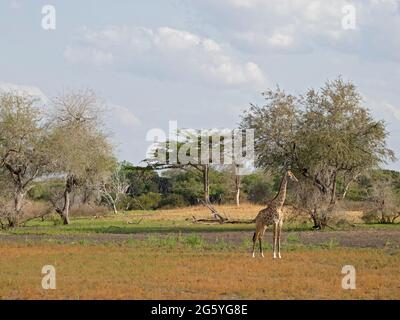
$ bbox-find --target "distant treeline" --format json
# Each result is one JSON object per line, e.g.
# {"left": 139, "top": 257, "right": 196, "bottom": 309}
{"left": 29, "top": 162, "right": 400, "bottom": 212}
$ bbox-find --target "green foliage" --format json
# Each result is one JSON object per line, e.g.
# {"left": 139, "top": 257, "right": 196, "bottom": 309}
{"left": 120, "top": 162, "right": 160, "bottom": 196}
{"left": 133, "top": 192, "right": 162, "bottom": 210}
{"left": 162, "top": 169, "right": 203, "bottom": 204}
{"left": 241, "top": 172, "right": 274, "bottom": 204}
{"left": 241, "top": 77, "right": 396, "bottom": 228}
{"left": 184, "top": 234, "right": 204, "bottom": 248}
{"left": 158, "top": 194, "right": 188, "bottom": 209}
{"left": 28, "top": 180, "right": 64, "bottom": 201}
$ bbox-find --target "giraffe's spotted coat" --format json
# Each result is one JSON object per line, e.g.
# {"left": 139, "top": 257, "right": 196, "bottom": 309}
{"left": 252, "top": 170, "right": 298, "bottom": 258}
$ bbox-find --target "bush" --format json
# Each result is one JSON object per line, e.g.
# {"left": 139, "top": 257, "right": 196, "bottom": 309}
{"left": 69, "top": 204, "right": 108, "bottom": 217}
{"left": 242, "top": 174, "right": 274, "bottom": 204}
{"left": 28, "top": 181, "right": 64, "bottom": 201}
{"left": 20, "top": 201, "right": 53, "bottom": 220}
{"left": 158, "top": 194, "right": 188, "bottom": 209}
{"left": 361, "top": 210, "right": 378, "bottom": 223}
{"left": 130, "top": 192, "right": 162, "bottom": 210}
{"left": 362, "top": 209, "right": 400, "bottom": 224}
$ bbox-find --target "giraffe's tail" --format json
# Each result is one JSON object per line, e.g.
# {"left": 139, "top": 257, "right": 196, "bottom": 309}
{"left": 252, "top": 232, "right": 256, "bottom": 242}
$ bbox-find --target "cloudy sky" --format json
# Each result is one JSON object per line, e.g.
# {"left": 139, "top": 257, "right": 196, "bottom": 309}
{"left": 1, "top": 0, "right": 399, "bottom": 170}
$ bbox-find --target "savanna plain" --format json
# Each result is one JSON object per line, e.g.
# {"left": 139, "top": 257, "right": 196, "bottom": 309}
{"left": 1, "top": 204, "right": 399, "bottom": 299}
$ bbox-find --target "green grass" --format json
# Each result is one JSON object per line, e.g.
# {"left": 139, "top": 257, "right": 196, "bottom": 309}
{"left": 2, "top": 211, "right": 399, "bottom": 238}
{"left": 355, "top": 222, "right": 400, "bottom": 229}
{"left": 6, "top": 217, "right": 314, "bottom": 236}
{"left": 0, "top": 231, "right": 346, "bottom": 252}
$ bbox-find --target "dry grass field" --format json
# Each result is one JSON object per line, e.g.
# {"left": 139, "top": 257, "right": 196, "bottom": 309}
{"left": 0, "top": 242, "right": 399, "bottom": 300}
{"left": 1, "top": 204, "right": 399, "bottom": 300}
{"left": 86, "top": 203, "right": 366, "bottom": 225}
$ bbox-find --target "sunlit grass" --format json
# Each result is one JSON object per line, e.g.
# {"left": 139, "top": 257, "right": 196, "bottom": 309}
{"left": 1, "top": 204, "right": 397, "bottom": 237}
{"left": 0, "top": 241, "right": 399, "bottom": 299}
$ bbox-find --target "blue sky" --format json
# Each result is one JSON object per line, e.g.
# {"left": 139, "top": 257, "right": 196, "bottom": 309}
{"left": 1, "top": 0, "right": 399, "bottom": 170}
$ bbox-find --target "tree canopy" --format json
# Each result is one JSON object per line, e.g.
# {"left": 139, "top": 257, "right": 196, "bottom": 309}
{"left": 241, "top": 77, "right": 395, "bottom": 227}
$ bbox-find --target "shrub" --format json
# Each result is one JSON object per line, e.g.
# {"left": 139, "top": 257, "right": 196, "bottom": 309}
{"left": 28, "top": 181, "right": 64, "bottom": 202}
{"left": 158, "top": 194, "right": 188, "bottom": 209}
{"left": 242, "top": 174, "right": 274, "bottom": 204}
{"left": 361, "top": 210, "right": 378, "bottom": 223}
{"left": 184, "top": 234, "right": 204, "bottom": 248}
{"left": 131, "top": 192, "right": 162, "bottom": 210}
{"left": 69, "top": 204, "right": 108, "bottom": 217}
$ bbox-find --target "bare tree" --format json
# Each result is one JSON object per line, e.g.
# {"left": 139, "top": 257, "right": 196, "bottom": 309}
{"left": 366, "top": 178, "right": 400, "bottom": 223}
{"left": 98, "top": 163, "right": 130, "bottom": 214}
{"left": 49, "top": 89, "right": 115, "bottom": 224}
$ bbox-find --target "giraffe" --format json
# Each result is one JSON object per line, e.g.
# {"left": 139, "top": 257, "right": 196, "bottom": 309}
{"left": 252, "top": 170, "right": 298, "bottom": 259}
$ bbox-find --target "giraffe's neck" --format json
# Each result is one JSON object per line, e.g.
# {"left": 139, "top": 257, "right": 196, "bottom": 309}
{"left": 272, "top": 173, "right": 288, "bottom": 208}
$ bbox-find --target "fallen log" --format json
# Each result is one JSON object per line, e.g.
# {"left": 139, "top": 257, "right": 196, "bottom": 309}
{"left": 188, "top": 216, "right": 255, "bottom": 224}
{"left": 198, "top": 199, "right": 228, "bottom": 223}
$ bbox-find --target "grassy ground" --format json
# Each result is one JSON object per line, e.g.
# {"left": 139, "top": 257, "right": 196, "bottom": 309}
{"left": 3, "top": 204, "right": 397, "bottom": 236}
{"left": 1, "top": 204, "right": 399, "bottom": 299}
{"left": 1, "top": 240, "right": 399, "bottom": 299}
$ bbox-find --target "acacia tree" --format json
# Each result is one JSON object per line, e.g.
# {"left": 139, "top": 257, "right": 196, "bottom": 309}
{"left": 146, "top": 130, "right": 216, "bottom": 203}
{"left": 49, "top": 90, "right": 115, "bottom": 224}
{"left": 0, "top": 92, "right": 53, "bottom": 227}
{"left": 241, "top": 77, "right": 395, "bottom": 228}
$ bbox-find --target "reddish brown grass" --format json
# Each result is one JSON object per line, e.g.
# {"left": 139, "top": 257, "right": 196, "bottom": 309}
{"left": 0, "top": 243, "right": 399, "bottom": 300}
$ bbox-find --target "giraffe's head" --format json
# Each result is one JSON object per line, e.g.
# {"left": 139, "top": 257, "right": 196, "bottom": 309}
{"left": 287, "top": 170, "right": 299, "bottom": 183}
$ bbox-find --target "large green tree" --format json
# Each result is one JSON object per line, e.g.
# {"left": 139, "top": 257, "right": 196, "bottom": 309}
{"left": 241, "top": 77, "right": 395, "bottom": 228}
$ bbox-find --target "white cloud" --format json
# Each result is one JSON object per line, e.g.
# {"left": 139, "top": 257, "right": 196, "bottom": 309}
{"left": 110, "top": 104, "right": 141, "bottom": 127}
{"left": 64, "top": 26, "right": 267, "bottom": 88}
{"left": 191, "top": 0, "right": 400, "bottom": 60}
{"left": 0, "top": 82, "right": 48, "bottom": 103}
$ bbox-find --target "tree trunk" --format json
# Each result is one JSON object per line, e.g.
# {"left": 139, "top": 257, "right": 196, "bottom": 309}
{"left": 235, "top": 175, "right": 241, "bottom": 207}
{"left": 342, "top": 181, "right": 351, "bottom": 200}
{"left": 58, "top": 175, "right": 76, "bottom": 225}
{"left": 203, "top": 164, "right": 210, "bottom": 203}
{"left": 9, "top": 190, "right": 25, "bottom": 227}
{"left": 329, "top": 172, "right": 337, "bottom": 206}
{"left": 8, "top": 216, "right": 18, "bottom": 228}
{"left": 311, "top": 207, "right": 321, "bottom": 229}
{"left": 61, "top": 188, "right": 71, "bottom": 225}
{"left": 310, "top": 207, "right": 329, "bottom": 229}
{"left": 112, "top": 202, "right": 118, "bottom": 214}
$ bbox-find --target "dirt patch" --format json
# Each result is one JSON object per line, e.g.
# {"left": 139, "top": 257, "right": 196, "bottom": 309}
{"left": 1, "top": 229, "right": 399, "bottom": 249}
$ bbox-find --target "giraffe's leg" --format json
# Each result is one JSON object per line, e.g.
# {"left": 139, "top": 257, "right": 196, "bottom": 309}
{"left": 252, "top": 226, "right": 261, "bottom": 258}
{"left": 277, "top": 220, "right": 283, "bottom": 259}
{"left": 273, "top": 222, "right": 278, "bottom": 259}
{"left": 260, "top": 225, "right": 267, "bottom": 257}
{"left": 259, "top": 237, "right": 264, "bottom": 258}
{"left": 252, "top": 232, "right": 257, "bottom": 258}
{"left": 252, "top": 222, "right": 266, "bottom": 258}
